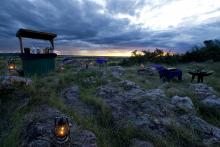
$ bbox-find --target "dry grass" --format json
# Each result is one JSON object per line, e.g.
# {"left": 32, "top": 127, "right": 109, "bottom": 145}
{"left": 1, "top": 56, "right": 220, "bottom": 147}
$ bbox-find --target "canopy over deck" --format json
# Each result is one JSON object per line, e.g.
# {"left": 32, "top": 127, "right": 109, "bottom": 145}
{"left": 16, "top": 28, "right": 57, "bottom": 53}
{"left": 16, "top": 29, "right": 58, "bottom": 75}
{"left": 16, "top": 29, "right": 57, "bottom": 40}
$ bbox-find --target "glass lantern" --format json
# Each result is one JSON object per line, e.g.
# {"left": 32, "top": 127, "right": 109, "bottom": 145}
{"left": 54, "top": 117, "right": 70, "bottom": 143}
{"left": 8, "top": 59, "right": 16, "bottom": 72}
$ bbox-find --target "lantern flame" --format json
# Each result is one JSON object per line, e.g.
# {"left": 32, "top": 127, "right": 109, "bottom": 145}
{"left": 8, "top": 64, "right": 16, "bottom": 70}
{"left": 56, "top": 125, "right": 66, "bottom": 137}
{"left": 54, "top": 117, "right": 70, "bottom": 143}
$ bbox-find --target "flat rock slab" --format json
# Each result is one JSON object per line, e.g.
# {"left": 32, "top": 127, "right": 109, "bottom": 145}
{"left": 96, "top": 81, "right": 220, "bottom": 146}
{"left": 190, "top": 83, "right": 216, "bottom": 100}
{"left": 21, "top": 105, "right": 97, "bottom": 147}
{"left": 0, "top": 76, "right": 32, "bottom": 86}
{"left": 130, "top": 138, "right": 154, "bottom": 147}
{"left": 96, "top": 82, "right": 175, "bottom": 138}
{"left": 201, "top": 96, "right": 220, "bottom": 111}
{"left": 171, "top": 95, "right": 195, "bottom": 114}
{"left": 179, "top": 115, "right": 220, "bottom": 146}
{"left": 62, "top": 86, "right": 96, "bottom": 117}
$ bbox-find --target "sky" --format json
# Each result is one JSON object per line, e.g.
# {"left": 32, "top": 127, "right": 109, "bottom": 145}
{"left": 0, "top": 0, "right": 220, "bottom": 56}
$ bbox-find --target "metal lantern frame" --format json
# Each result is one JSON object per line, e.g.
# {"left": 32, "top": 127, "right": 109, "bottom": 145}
{"left": 54, "top": 117, "right": 70, "bottom": 144}
{"left": 7, "top": 57, "right": 16, "bottom": 72}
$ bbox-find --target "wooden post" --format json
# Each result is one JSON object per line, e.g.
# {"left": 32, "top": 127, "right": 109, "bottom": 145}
{"left": 19, "top": 37, "right": 23, "bottom": 53}
{"left": 50, "top": 40, "right": 54, "bottom": 49}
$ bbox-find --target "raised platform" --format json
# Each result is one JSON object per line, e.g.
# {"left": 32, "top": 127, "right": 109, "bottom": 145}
{"left": 20, "top": 53, "right": 57, "bottom": 76}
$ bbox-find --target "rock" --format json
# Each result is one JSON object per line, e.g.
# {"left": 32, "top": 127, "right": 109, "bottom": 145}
{"left": 96, "top": 85, "right": 119, "bottom": 99}
{"left": 62, "top": 86, "right": 95, "bottom": 117}
{"left": 143, "top": 89, "right": 166, "bottom": 99}
{"left": 180, "top": 115, "right": 220, "bottom": 146}
{"left": 28, "top": 140, "right": 51, "bottom": 147}
{"left": 130, "top": 138, "right": 154, "bottom": 147}
{"left": 158, "top": 82, "right": 170, "bottom": 89}
{"left": 82, "top": 76, "right": 96, "bottom": 85}
{"left": 201, "top": 96, "right": 220, "bottom": 110}
{"left": 96, "top": 82, "right": 220, "bottom": 146}
{"left": 171, "top": 96, "right": 195, "bottom": 113}
{"left": 96, "top": 84, "right": 173, "bottom": 137}
{"left": 0, "top": 76, "right": 32, "bottom": 94}
{"left": 203, "top": 137, "right": 220, "bottom": 146}
{"left": 166, "top": 87, "right": 183, "bottom": 96}
{"left": 72, "top": 130, "right": 97, "bottom": 147}
{"left": 111, "top": 66, "right": 125, "bottom": 78}
{"left": 21, "top": 105, "right": 97, "bottom": 147}
{"left": 1, "top": 76, "right": 32, "bottom": 86}
{"left": 63, "top": 86, "right": 80, "bottom": 100}
{"left": 190, "top": 84, "right": 220, "bottom": 112}
{"left": 137, "top": 67, "right": 157, "bottom": 76}
{"left": 120, "top": 80, "right": 140, "bottom": 90}
{"left": 190, "top": 84, "right": 216, "bottom": 100}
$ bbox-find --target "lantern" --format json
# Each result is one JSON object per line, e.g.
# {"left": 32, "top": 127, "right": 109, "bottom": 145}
{"left": 140, "top": 64, "right": 144, "bottom": 69}
{"left": 54, "top": 117, "right": 70, "bottom": 143}
{"left": 8, "top": 59, "right": 16, "bottom": 71}
{"left": 59, "top": 65, "right": 64, "bottom": 72}
{"left": 60, "top": 66, "right": 64, "bottom": 71}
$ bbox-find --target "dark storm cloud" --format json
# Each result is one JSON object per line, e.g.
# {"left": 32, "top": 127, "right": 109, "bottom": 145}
{"left": 0, "top": 0, "right": 220, "bottom": 53}
{"left": 106, "top": 0, "right": 146, "bottom": 15}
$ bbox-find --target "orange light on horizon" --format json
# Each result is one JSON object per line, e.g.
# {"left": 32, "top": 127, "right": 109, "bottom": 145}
{"left": 60, "top": 49, "right": 132, "bottom": 57}
{"left": 56, "top": 49, "right": 176, "bottom": 57}
{"left": 162, "top": 51, "right": 175, "bottom": 56}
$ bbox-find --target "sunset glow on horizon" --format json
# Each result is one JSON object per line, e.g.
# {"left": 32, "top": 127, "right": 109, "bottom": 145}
{"left": 60, "top": 49, "right": 133, "bottom": 57}
{"left": 58, "top": 48, "right": 177, "bottom": 57}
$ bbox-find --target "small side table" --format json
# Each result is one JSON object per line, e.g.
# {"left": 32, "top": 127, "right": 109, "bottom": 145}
{"left": 188, "top": 71, "right": 213, "bottom": 83}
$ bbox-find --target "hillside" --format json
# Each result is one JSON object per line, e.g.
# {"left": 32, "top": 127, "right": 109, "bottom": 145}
{"left": 1, "top": 56, "right": 220, "bottom": 147}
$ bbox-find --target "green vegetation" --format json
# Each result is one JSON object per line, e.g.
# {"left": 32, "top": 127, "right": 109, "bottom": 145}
{"left": 0, "top": 54, "right": 220, "bottom": 146}
{"left": 120, "top": 39, "right": 220, "bottom": 66}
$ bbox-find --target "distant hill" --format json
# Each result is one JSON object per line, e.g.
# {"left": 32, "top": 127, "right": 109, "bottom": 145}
{"left": 0, "top": 53, "right": 20, "bottom": 57}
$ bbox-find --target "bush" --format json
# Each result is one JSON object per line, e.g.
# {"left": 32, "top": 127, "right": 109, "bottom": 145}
{"left": 120, "top": 40, "right": 220, "bottom": 65}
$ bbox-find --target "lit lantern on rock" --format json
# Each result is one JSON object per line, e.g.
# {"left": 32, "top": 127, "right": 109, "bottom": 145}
{"left": 58, "top": 64, "right": 64, "bottom": 72}
{"left": 8, "top": 59, "right": 16, "bottom": 72}
{"left": 54, "top": 117, "right": 70, "bottom": 143}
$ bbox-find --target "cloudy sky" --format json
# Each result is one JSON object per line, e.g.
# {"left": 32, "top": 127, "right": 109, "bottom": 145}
{"left": 0, "top": 0, "right": 220, "bottom": 56}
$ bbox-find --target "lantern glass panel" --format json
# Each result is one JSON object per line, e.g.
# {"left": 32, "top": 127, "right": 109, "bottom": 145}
{"left": 54, "top": 117, "right": 70, "bottom": 143}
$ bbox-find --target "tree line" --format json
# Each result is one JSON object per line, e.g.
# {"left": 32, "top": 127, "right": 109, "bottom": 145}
{"left": 120, "top": 40, "right": 220, "bottom": 65}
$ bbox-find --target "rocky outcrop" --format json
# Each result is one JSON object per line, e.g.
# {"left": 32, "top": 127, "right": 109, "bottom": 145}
{"left": 62, "top": 86, "right": 95, "bottom": 117}
{"left": 120, "top": 80, "right": 140, "bottom": 90}
{"left": 96, "top": 82, "right": 220, "bottom": 146}
{"left": 21, "top": 105, "right": 97, "bottom": 147}
{"left": 171, "top": 96, "right": 195, "bottom": 114}
{"left": 96, "top": 83, "right": 174, "bottom": 140}
{"left": 111, "top": 66, "right": 125, "bottom": 78}
{"left": 1, "top": 76, "right": 32, "bottom": 86}
{"left": 130, "top": 138, "right": 154, "bottom": 147}
{"left": 180, "top": 115, "right": 220, "bottom": 146}
{"left": 137, "top": 67, "right": 158, "bottom": 76}
{"left": 190, "top": 83, "right": 220, "bottom": 113}
{"left": 201, "top": 96, "right": 220, "bottom": 110}
{"left": 190, "top": 83, "right": 216, "bottom": 100}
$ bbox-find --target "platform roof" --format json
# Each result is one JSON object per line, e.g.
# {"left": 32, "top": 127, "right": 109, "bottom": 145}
{"left": 16, "top": 29, "right": 57, "bottom": 40}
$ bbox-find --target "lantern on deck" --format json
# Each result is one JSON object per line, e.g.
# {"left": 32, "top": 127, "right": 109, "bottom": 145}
{"left": 54, "top": 117, "right": 70, "bottom": 143}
